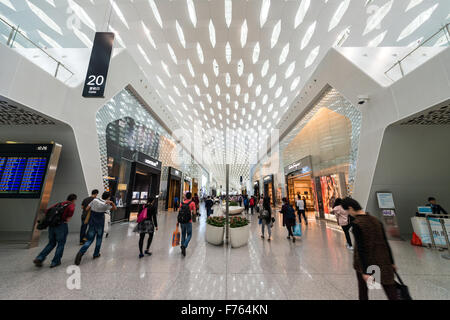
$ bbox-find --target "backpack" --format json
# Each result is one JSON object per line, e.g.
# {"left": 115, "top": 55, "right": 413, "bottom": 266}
{"left": 37, "top": 202, "right": 69, "bottom": 230}
{"left": 244, "top": 198, "right": 249, "bottom": 206}
{"left": 178, "top": 201, "right": 193, "bottom": 224}
{"left": 250, "top": 198, "right": 255, "bottom": 206}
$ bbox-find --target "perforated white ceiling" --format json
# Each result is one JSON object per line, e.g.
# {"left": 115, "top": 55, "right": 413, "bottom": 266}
{"left": 1, "top": 0, "right": 449, "bottom": 189}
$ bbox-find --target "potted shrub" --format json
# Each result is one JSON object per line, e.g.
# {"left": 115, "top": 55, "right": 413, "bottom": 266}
{"left": 229, "top": 216, "right": 250, "bottom": 248}
{"left": 206, "top": 216, "right": 225, "bottom": 245}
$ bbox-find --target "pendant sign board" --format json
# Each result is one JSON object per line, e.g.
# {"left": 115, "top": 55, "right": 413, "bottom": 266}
{"left": 82, "top": 32, "right": 115, "bottom": 98}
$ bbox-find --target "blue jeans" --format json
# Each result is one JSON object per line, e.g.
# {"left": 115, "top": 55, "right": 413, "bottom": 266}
{"left": 80, "top": 216, "right": 88, "bottom": 243}
{"left": 206, "top": 207, "right": 213, "bottom": 217}
{"left": 36, "top": 223, "right": 68, "bottom": 265}
{"left": 180, "top": 223, "right": 192, "bottom": 248}
{"left": 79, "top": 220, "right": 104, "bottom": 257}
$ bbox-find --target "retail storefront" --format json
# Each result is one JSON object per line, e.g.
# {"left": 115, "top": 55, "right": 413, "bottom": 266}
{"left": 166, "top": 167, "right": 182, "bottom": 210}
{"left": 192, "top": 178, "right": 199, "bottom": 196}
{"left": 263, "top": 175, "right": 276, "bottom": 206}
{"left": 285, "top": 156, "right": 314, "bottom": 211}
{"left": 253, "top": 181, "right": 260, "bottom": 198}
{"left": 183, "top": 175, "right": 191, "bottom": 195}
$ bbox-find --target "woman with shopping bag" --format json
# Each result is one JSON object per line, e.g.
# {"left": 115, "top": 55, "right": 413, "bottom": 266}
{"left": 133, "top": 197, "right": 158, "bottom": 259}
{"left": 280, "top": 198, "right": 297, "bottom": 242}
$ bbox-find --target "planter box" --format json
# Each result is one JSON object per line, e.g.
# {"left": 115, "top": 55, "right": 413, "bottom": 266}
{"left": 230, "top": 224, "right": 249, "bottom": 248}
{"left": 221, "top": 206, "right": 245, "bottom": 216}
{"left": 206, "top": 224, "right": 224, "bottom": 245}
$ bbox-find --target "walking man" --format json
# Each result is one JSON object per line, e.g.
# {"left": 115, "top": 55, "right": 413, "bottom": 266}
{"left": 33, "top": 194, "right": 77, "bottom": 268}
{"left": 75, "top": 191, "right": 116, "bottom": 265}
{"left": 177, "top": 192, "right": 196, "bottom": 257}
{"left": 80, "top": 189, "right": 98, "bottom": 245}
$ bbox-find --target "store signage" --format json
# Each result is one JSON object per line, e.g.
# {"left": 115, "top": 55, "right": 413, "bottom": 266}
{"left": 82, "top": 32, "right": 115, "bottom": 98}
{"left": 284, "top": 156, "right": 312, "bottom": 175}
{"left": 263, "top": 175, "right": 272, "bottom": 182}
{"left": 136, "top": 152, "right": 161, "bottom": 170}
{"left": 169, "top": 167, "right": 182, "bottom": 177}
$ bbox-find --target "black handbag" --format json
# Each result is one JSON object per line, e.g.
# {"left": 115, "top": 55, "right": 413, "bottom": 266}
{"left": 394, "top": 271, "right": 412, "bottom": 300}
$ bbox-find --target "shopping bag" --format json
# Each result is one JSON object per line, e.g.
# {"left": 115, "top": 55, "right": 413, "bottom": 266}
{"left": 410, "top": 232, "right": 422, "bottom": 246}
{"left": 137, "top": 208, "right": 148, "bottom": 223}
{"left": 172, "top": 226, "right": 181, "bottom": 247}
{"left": 293, "top": 223, "right": 302, "bottom": 237}
{"left": 394, "top": 271, "right": 412, "bottom": 300}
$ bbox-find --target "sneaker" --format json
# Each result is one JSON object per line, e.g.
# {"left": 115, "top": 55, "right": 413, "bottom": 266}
{"left": 346, "top": 244, "right": 354, "bottom": 250}
{"left": 293, "top": 237, "right": 296, "bottom": 243}
{"left": 267, "top": 238, "right": 271, "bottom": 242}
{"left": 181, "top": 246, "right": 186, "bottom": 257}
{"left": 50, "top": 262, "right": 61, "bottom": 268}
{"left": 74, "top": 252, "right": 83, "bottom": 266}
{"left": 144, "top": 250, "right": 152, "bottom": 256}
{"left": 287, "top": 236, "right": 291, "bottom": 240}
{"left": 33, "top": 259, "right": 43, "bottom": 267}
{"left": 139, "top": 254, "right": 144, "bottom": 259}
{"left": 261, "top": 235, "right": 264, "bottom": 239}
{"left": 105, "top": 233, "right": 109, "bottom": 238}
{"left": 93, "top": 254, "right": 101, "bottom": 259}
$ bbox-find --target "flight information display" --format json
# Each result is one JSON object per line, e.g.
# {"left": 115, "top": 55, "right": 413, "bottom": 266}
{"left": 0, "top": 144, "right": 53, "bottom": 198}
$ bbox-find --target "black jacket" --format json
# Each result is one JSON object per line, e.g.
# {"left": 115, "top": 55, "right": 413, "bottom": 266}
{"left": 145, "top": 204, "right": 158, "bottom": 228}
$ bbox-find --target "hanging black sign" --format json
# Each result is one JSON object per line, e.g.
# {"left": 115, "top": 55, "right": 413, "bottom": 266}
{"left": 82, "top": 32, "right": 115, "bottom": 98}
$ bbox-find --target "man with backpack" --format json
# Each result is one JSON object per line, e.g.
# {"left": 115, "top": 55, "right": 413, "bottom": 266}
{"left": 80, "top": 189, "right": 99, "bottom": 245}
{"left": 177, "top": 192, "right": 196, "bottom": 257}
{"left": 249, "top": 196, "right": 255, "bottom": 215}
{"left": 75, "top": 191, "right": 116, "bottom": 265}
{"left": 33, "top": 194, "right": 77, "bottom": 268}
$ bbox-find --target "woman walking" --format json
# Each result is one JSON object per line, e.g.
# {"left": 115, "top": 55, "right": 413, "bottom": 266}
{"left": 134, "top": 197, "right": 158, "bottom": 259}
{"left": 260, "top": 195, "right": 272, "bottom": 241}
{"left": 341, "top": 197, "right": 398, "bottom": 300}
{"left": 281, "top": 198, "right": 297, "bottom": 242}
{"left": 333, "top": 198, "right": 353, "bottom": 250}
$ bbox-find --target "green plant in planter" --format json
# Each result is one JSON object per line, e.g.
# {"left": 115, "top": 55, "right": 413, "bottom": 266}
{"left": 228, "top": 201, "right": 239, "bottom": 207}
{"left": 229, "top": 216, "right": 249, "bottom": 228}
{"left": 207, "top": 216, "right": 225, "bottom": 227}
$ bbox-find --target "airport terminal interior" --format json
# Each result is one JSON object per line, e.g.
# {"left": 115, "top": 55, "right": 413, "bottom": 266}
{"left": 0, "top": 0, "right": 449, "bottom": 301}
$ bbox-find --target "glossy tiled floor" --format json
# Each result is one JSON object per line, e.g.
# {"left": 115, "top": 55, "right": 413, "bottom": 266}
{"left": 0, "top": 203, "right": 449, "bottom": 300}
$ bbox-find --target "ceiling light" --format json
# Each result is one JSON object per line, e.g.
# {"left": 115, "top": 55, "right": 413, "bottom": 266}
{"left": 207, "top": 94, "right": 212, "bottom": 103}
{"left": 329, "top": 0, "right": 350, "bottom": 31}
{"left": 167, "top": 44, "right": 178, "bottom": 64}
{"left": 209, "top": 20, "right": 216, "bottom": 47}
{"left": 148, "top": 0, "right": 163, "bottom": 28}
{"left": 248, "top": 73, "right": 254, "bottom": 87}
{"left": 397, "top": 3, "right": 438, "bottom": 41}
{"left": 262, "top": 94, "right": 268, "bottom": 105}
{"left": 368, "top": 31, "right": 387, "bottom": 47}
{"left": 225, "top": 42, "right": 232, "bottom": 64}
{"left": 194, "top": 85, "right": 201, "bottom": 96}
{"left": 268, "top": 103, "right": 274, "bottom": 112}
{"left": 188, "top": 94, "right": 193, "bottom": 104}
{"left": 234, "top": 101, "right": 239, "bottom": 110}
{"left": 187, "top": 59, "right": 195, "bottom": 77}
{"left": 217, "top": 101, "right": 222, "bottom": 110}
{"left": 260, "top": 0, "right": 271, "bottom": 28}
{"left": 256, "top": 85, "right": 262, "bottom": 97}
{"left": 279, "top": 43, "right": 290, "bottom": 65}
{"left": 161, "top": 61, "right": 171, "bottom": 77}
{"left": 275, "top": 86, "right": 282, "bottom": 98}
{"left": 290, "top": 76, "right": 301, "bottom": 91}
{"left": 294, "top": 0, "right": 310, "bottom": 29}
{"left": 27, "top": 1, "right": 62, "bottom": 35}
{"left": 197, "top": 43, "right": 204, "bottom": 64}
{"left": 305, "top": 46, "right": 320, "bottom": 68}
{"left": 241, "top": 20, "right": 248, "bottom": 47}
{"left": 334, "top": 26, "right": 351, "bottom": 47}
{"left": 176, "top": 20, "right": 186, "bottom": 48}
{"left": 271, "top": 20, "right": 281, "bottom": 48}
{"left": 187, "top": 0, "right": 197, "bottom": 27}
{"left": 236, "top": 84, "right": 241, "bottom": 96}
{"left": 269, "top": 74, "right": 277, "bottom": 88}
{"left": 285, "top": 61, "right": 295, "bottom": 78}
{"left": 216, "top": 84, "right": 221, "bottom": 96}
{"left": 251, "top": 102, "right": 256, "bottom": 110}
{"left": 261, "top": 60, "right": 269, "bottom": 77}
{"left": 253, "top": 42, "right": 260, "bottom": 64}
{"left": 141, "top": 21, "right": 156, "bottom": 49}
{"left": 213, "top": 59, "right": 219, "bottom": 76}
{"left": 280, "top": 97, "right": 288, "bottom": 107}
{"left": 225, "top": 0, "right": 232, "bottom": 28}
{"left": 301, "top": 21, "right": 316, "bottom": 50}
{"left": 179, "top": 74, "right": 187, "bottom": 88}
{"left": 203, "top": 74, "right": 209, "bottom": 87}
{"left": 68, "top": 0, "right": 96, "bottom": 31}
{"left": 237, "top": 59, "right": 244, "bottom": 77}
{"left": 225, "top": 73, "right": 231, "bottom": 87}
{"left": 73, "top": 28, "right": 92, "bottom": 47}
{"left": 110, "top": 0, "right": 129, "bottom": 29}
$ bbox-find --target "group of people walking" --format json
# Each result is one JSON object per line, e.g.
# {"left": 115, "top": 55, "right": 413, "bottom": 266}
{"left": 32, "top": 187, "right": 402, "bottom": 300}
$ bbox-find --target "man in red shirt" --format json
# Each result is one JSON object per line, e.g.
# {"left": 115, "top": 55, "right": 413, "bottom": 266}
{"left": 33, "top": 194, "right": 77, "bottom": 268}
{"left": 177, "top": 192, "right": 196, "bottom": 256}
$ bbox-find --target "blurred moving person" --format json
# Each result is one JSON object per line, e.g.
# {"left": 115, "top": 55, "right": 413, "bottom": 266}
{"left": 177, "top": 192, "right": 196, "bottom": 257}
{"left": 281, "top": 198, "right": 297, "bottom": 242}
{"left": 296, "top": 194, "right": 308, "bottom": 226}
{"left": 260, "top": 195, "right": 272, "bottom": 241}
{"left": 134, "top": 197, "right": 158, "bottom": 258}
{"left": 333, "top": 198, "right": 353, "bottom": 250}
{"left": 80, "top": 189, "right": 98, "bottom": 245}
{"left": 341, "top": 197, "right": 398, "bottom": 300}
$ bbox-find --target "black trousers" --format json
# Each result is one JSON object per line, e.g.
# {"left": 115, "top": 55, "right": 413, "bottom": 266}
{"left": 298, "top": 210, "right": 308, "bottom": 225}
{"left": 356, "top": 272, "right": 398, "bottom": 300}
{"left": 139, "top": 232, "right": 154, "bottom": 255}
{"left": 342, "top": 224, "right": 352, "bottom": 246}
{"left": 286, "top": 225, "right": 294, "bottom": 237}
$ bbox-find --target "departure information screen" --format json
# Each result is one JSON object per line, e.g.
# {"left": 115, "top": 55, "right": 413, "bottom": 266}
{"left": 0, "top": 144, "right": 53, "bottom": 198}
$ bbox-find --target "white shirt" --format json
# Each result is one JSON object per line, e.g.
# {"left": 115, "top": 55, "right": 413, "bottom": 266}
{"left": 296, "top": 199, "right": 304, "bottom": 210}
{"left": 89, "top": 198, "right": 112, "bottom": 213}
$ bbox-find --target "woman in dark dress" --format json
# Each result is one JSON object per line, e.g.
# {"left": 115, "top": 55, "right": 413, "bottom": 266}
{"left": 134, "top": 197, "right": 158, "bottom": 258}
{"left": 260, "top": 195, "right": 272, "bottom": 240}
{"left": 280, "top": 197, "right": 297, "bottom": 242}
